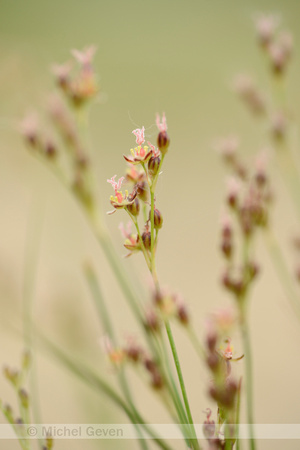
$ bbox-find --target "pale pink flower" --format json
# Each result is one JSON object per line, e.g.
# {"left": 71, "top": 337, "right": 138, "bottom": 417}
{"left": 254, "top": 14, "right": 280, "bottom": 45}
{"left": 147, "top": 141, "right": 160, "bottom": 158}
{"left": 71, "top": 45, "right": 97, "bottom": 67}
{"left": 52, "top": 61, "right": 72, "bottom": 81}
{"left": 20, "top": 113, "right": 39, "bottom": 143}
{"left": 156, "top": 112, "right": 167, "bottom": 132}
{"left": 107, "top": 175, "right": 125, "bottom": 202}
{"left": 132, "top": 127, "right": 145, "bottom": 145}
{"left": 107, "top": 175, "right": 137, "bottom": 211}
{"left": 118, "top": 221, "right": 133, "bottom": 239}
{"left": 227, "top": 177, "right": 241, "bottom": 198}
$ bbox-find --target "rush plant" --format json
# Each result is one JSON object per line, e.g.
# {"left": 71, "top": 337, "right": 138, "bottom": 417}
{"left": 1, "top": 13, "right": 299, "bottom": 450}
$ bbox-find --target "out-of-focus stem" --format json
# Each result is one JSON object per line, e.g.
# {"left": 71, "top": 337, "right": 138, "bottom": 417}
{"left": 264, "top": 229, "right": 300, "bottom": 321}
{"left": 235, "top": 377, "right": 243, "bottom": 450}
{"left": 84, "top": 263, "right": 150, "bottom": 449}
{"left": 240, "top": 311, "right": 255, "bottom": 450}
{"left": 276, "top": 144, "right": 300, "bottom": 222}
{"left": 187, "top": 327, "right": 205, "bottom": 360}
{"left": 39, "top": 332, "right": 172, "bottom": 450}
{"left": 23, "top": 196, "right": 45, "bottom": 450}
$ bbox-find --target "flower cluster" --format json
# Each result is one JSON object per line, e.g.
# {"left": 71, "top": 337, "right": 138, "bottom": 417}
{"left": 107, "top": 115, "right": 169, "bottom": 261}
{"left": 203, "top": 310, "right": 242, "bottom": 448}
{"left": 102, "top": 336, "right": 164, "bottom": 389}
{"left": 53, "top": 45, "right": 98, "bottom": 107}
{"left": 255, "top": 15, "right": 293, "bottom": 75}
{"left": 1, "top": 352, "right": 54, "bottom": 450}
{"left": 20, "top": 47, "right": 101, "bottom": 211}
{"left": 219, "top": 150, "right": 272, "bottom": 302}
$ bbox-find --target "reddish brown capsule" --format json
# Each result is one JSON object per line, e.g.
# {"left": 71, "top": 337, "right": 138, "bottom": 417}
{"left": 44, "top": 140, "right": 57, "bottom": 159}
{"left": 127, "top": 197, "right": 140, "bottom": 216}
{"left": 177, "top": 304, "right": 189, "bottom": 325}
{"left": 125, "top": 344, "right": 142, "bottom": 363}
{"left": 142, "top": 230, "right": 151, "bottom": 250}
{"left": 151, "top": 370, "right": 163, "bottom": 389}
{"left": 149, "top": 209, "right": 163, "bottom": 230}
{"left": 148, "top": 155, "right": 161, "bottom": 176}
{"left": 157, "top": 131, "right": 170, "bottom": 155}
{"left": 206, "top": 353, "right": 220, "bottom": 373}
{"left": 137, "top": 181, "right": 148, "bottom": 202}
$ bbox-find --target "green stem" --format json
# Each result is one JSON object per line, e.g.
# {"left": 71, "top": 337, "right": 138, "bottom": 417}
{"left": 187, "top": 327, "right": 205, "bottom": 360}
{"left": 165, "top": 321, "right": 200, "bottom": 450}
{"left": 23, "top": 195, "right": 45, "bottom": 450}
{"left": 38, "top": 333, "right": 172, "bottom": 450}
{"left": 83, "top": 263, "right": 149, "bottom": 449}
{"left": 0, "top": 405, "right": 30, "bottom": 450}
{"left": 240, "top": 314, "right": 255, "bottom": 450}
{"left": 276, "top": 144, "right": 300, "bottom": 222}
{"left": 130, "top": 213, "right": 151, "bottom": 270}
{"left": 157, "top": 334, "right": 188, "bottom": 424}
{"left": 235, "top": 377, "right": 242, "bottom": 450}
{"left": 150, "top": 190, "right": 158, "bottom": 285}
{"left": 145, "top": 155, "right": 200, "bottom": 449}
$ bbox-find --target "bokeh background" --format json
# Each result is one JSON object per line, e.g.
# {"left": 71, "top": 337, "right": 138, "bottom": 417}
{"left": 1, "top": 0, "right": 300, "bottom": 449}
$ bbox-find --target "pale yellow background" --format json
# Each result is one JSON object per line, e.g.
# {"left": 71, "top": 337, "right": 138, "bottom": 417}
{"left": 0, "top": 0, "right": 300, "bottom": 449}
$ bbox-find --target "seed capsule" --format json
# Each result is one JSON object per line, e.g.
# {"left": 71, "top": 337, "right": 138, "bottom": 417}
{"left": 127, "top": 198, "right": 140, "bottom": 216}
{"left": 157, "top": 131, "right": 170, "bottom": 155}
{"left": 142, "top": 230, "right": 151, "bottom": 250}
{"left": 148, "top": 155, "right": 161, "bottom": 176}
{"left": 149, "top": 209, "right": 163, "bottom": 229}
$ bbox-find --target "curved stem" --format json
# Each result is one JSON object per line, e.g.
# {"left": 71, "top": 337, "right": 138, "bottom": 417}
{"left": 38, "top": 332, "right": 172, "bottom": 450}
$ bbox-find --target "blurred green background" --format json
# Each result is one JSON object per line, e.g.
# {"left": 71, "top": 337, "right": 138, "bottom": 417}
{"left": 1, "top": 0, "right": 300, "bottom": 449}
